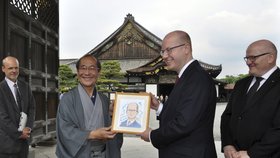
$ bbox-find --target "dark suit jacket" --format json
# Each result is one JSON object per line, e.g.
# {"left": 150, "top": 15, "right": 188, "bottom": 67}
{"left": 120, "top": 120, "right": 141, "bottom": 128}
{"left": 221, "top": 68, "right": 280, "bottom": 158}
{"left": 0, "top": 79, "right": 35, "bottom": 154}
{"left": 151, "top": 60, "right": 217, "bottom": 158}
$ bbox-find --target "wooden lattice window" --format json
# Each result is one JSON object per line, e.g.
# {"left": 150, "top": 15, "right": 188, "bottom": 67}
{"left": 9, "top": 0, "right": 58, "bottom": 32}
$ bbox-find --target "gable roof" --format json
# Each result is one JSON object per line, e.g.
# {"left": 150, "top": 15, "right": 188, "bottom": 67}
{"left": 87, "top": 13, "right": 162, "bottom": 57}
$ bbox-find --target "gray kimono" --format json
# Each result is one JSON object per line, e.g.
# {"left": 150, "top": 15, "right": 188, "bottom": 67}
{"left": 56, "top": 86, "right": 123, "bottom": 158}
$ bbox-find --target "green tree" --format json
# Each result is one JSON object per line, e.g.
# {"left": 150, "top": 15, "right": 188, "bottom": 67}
{"left": 97, "top": 60, "right": 127, "bottom": 92}
{"left": 58, "top": 65, "right": 77, "bottom": 92}
{"left": 220, "top": 74, "right": 248, "bottom": 83}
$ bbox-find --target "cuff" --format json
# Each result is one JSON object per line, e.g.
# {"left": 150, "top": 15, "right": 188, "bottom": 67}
{"left": 156, "top": 103, "right": 163, "bottom": 116}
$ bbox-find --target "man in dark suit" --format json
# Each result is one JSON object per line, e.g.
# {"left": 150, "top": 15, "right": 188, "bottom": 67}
{"left": 0, "top": 56, "right": 35, "bottom": 158}
{"left": 221, "top": 39, "right": 280, "bottom": 158}
{"left": 140, "top": 30, "right": 217, "bottom": 158}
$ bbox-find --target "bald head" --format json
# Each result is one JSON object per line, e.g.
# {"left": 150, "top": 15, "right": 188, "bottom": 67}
{"left": 246, "top": 39, "right": 278, "bottom": 76}
{"left": 164, "top": 30, "right": 192, "bottom": 52}
{"left": 247, "top": 39, "right": 277, "bottom": 64}
{"left": 2, "top": 56, "right": 19, "bottom": 67}
{"left": 247, "top": 39, "right": 277, "bottom": 56}
{"left": 2, "top": 56, "right": 19, "bottom": 82}
{"left": 161, "top": 30, "right": 194, "bottom": 73}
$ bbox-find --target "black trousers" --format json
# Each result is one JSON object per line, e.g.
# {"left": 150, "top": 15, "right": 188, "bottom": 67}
{"left": 0, "top": 143, "right": 28, "bottom": 158}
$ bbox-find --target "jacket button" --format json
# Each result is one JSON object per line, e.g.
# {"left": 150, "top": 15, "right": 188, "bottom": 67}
{"left": 238, "top": 116, "right": 242, "bottom": 120}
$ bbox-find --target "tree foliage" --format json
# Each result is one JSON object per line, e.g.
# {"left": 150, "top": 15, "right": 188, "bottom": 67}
{"left": 58, "top": 65, "right": 77, "bottom": 92}
{"left": 97, "top": 60, "right": 127, "bottom": 92}
{"left": 59, "top": 61, "right": 127, "bottom": 93}
{"left": 220, "top": 74, "right": 248, "bottom": 84}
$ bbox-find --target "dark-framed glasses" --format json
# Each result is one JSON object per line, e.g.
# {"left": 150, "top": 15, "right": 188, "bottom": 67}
{"left": 160, "top": 43, "right": 186, "bottom": 56}
{"left": 79, "top": 65, "right": 99, "bottom": 72}
{"left": 244, "top": 52, "right": 271, "bottom": 62}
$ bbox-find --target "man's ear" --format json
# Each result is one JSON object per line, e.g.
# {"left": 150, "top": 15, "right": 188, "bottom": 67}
{"left": 267, "top": 53, "right": 275, "bottom": 64}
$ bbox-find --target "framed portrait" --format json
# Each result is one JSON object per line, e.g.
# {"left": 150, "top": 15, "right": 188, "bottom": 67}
{"left": 111, "top": 92, "right": 151, "bottom": 134}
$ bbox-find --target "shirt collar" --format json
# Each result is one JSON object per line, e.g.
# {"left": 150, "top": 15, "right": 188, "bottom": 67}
{"left": 260, "top": 65, "right": 277, "bottom": 80}
{"left": 5, "top": 77, "right": 17, "bottom": 87}
{"left": 178, "top": 59, "right": 195, "bottom": 78}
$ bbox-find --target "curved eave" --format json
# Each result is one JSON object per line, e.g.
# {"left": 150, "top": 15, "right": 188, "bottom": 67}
{"left": 127, "top": 58, "right": 222, "bottom": 78}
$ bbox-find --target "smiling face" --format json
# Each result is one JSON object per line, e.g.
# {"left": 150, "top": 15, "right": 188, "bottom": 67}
{"left": 2, "top": 56, "right": 19, "bottom": 82}
{"left": 161, "top": 31, "right": 193, "bottom": 74}
{"left": 77, "top": 56, "right": 100, "bottom": 89}
{"left": 245, "top": 40, "right": 277, "bottom": 77}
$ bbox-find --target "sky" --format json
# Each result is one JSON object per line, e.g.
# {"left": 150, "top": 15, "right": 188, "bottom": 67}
{"left": 59, "top": 0, "right": 280, "bottom": 78}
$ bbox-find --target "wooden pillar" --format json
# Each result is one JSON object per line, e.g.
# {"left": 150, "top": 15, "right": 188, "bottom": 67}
{"left": 0, "top": 0, "right": 8, "bottom": 80}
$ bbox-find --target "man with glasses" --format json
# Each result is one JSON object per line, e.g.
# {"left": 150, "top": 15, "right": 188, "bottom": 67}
{"left": 56, "top": 54, "right": 123, "bottom": 158}
{"left": 140, "top": 30, "right": 217, "bottom": 158}
{"left": 221, "top": 39, "right": 280, "bottom": 158}
{"left": 120, "top": 102, "right": 141, "bottom": 128}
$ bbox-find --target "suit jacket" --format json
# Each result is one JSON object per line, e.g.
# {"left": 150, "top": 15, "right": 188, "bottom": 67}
{"left": 221, "top": 68, "right": 280, "bottom": 158}
{"left": 0, "top": 79, "right": 35, "bottom": 154}
{"left": 56, "top": 87, "right": 123, "bottom": 158}
{"left": 151, "top": 60, "right": 217, "bottom": 158}
{"left": 120, "top": 120, "right": 141, "bottom": 128}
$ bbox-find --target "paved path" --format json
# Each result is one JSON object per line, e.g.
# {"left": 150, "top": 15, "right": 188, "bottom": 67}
{"left": 31, "top": 103, "right": 227, "bottom": 158}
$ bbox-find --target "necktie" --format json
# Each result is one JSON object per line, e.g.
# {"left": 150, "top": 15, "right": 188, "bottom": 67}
{"left": 246, "top": 77, "right": 263, "bottom": 101}
{"left": 14, "top": 84, "right": 22, "bottom": 111}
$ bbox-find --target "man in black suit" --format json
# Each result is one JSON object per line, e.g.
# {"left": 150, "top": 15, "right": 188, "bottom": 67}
{"left": 0, "top": 56, "right": 35, "bottom": 158}
{"left": 221, "top": 39, "right": 280, "bottom": 158}
{"left": 140, "top": 30, "right": 217, "bottom": 158}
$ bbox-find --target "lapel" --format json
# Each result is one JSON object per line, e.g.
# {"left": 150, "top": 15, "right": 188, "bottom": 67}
{"left": 1, "top": 80, "right": 20, "bottom": 113}
{"left": 74, "top": 88, "right": 109, "bottom": 128}
{"left": 160, "top": 60, "right": 198, "bottom": 117}
{"left": 74, "top": 88, "right": 87, "bottom": 129}
{"left": 241, "top": 68, "right": 280, "bottom": 114}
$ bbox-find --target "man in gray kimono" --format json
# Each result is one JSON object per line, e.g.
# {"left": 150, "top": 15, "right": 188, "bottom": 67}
{"left": 56, "top": 54, "right": 123, "bottom": 158}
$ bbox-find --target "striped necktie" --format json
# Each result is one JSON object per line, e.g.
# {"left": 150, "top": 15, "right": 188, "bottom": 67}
{"left": 14, "top": 84, "right": 22, "bottom": 111}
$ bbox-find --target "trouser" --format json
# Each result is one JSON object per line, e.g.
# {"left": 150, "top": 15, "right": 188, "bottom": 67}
{"left": 0, "top": 145, "right": 28, "bottom": 158}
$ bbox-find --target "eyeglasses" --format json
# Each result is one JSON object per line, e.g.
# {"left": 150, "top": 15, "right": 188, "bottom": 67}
{"left": 244, "top": 52, "right": 271, "bottom": 62}
{"left": 79, "top": 65, "right": 99, "bottom": 72}
{"left": 160, "top": 43, "right": 186, "bottom": 56}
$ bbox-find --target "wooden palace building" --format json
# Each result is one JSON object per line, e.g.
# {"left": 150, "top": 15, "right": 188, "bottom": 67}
{"left": 68, "top": 14, "right": 225, "bottom": 99}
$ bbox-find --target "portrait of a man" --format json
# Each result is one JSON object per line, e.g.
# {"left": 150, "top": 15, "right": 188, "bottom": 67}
{"left": 119, "top": 102, "right": 141, "bottom": 128}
